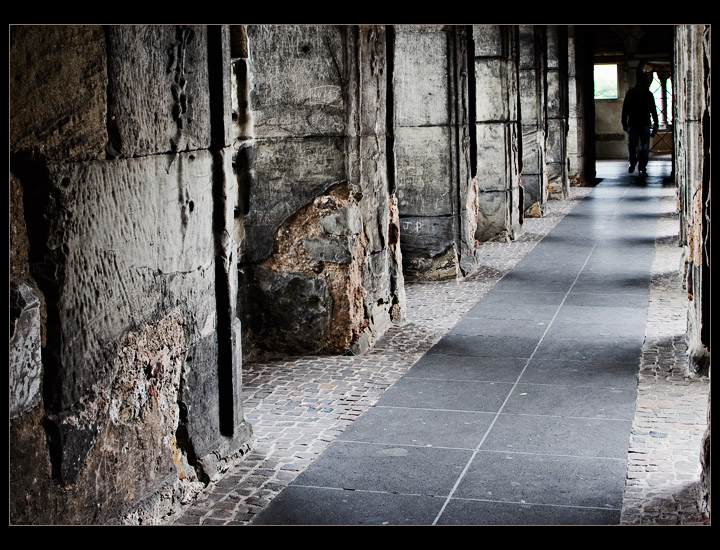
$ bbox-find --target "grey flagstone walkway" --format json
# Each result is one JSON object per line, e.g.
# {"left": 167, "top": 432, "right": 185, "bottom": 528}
{"left": 251, "top": 167, "right": 667, "bottom": 526}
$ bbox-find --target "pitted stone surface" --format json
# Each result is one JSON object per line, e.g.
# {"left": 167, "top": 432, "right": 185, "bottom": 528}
{"left": 170, "top": 181, "right": 709, "bottom": 526}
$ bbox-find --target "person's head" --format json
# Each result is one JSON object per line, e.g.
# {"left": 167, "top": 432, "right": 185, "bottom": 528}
{"left": 636, "top": 71, "right": 652, "bottom": 89}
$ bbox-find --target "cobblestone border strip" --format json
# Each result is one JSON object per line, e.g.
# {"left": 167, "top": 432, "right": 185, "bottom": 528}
{"left": 170, "top": 189, "right": 591, "bottom": 525}
{"left": 619, "top": 184, "right": 710, "bottom": 525}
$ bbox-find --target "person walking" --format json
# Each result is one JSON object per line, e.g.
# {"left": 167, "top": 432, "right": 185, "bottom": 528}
{"left": 621, "top": 71, "right": 659, "bottom": 176}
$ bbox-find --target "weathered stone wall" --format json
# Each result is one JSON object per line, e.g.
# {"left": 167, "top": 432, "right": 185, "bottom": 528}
{"left": 518, "top": 25, "right": 548, "bottom": 217}
{"left": 472, "top": 25, "right": 523, "bottom": 242}
{"left": 674, "top": 23, "right": 711, "bottom": 520}
{"left": 10, "top": 25, "right": 251, "bottom": 525}
{"left": 393, "top": 25, "right": 476, "bottom": 281}
{"left": 238, "top": 25, "right": 406, "bottom": 357}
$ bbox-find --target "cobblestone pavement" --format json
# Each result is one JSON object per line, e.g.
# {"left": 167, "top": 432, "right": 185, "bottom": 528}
{"left": 619, "top": 184, "right": 710, "bottom": 525}
{"left": 171, "top": 183, "right": 710, "bottom": 526}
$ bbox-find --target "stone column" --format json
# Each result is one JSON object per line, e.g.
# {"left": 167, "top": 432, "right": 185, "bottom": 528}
{"left": 674, "top": 23, "right": 711, "bottom": 521}
{"left": 674, "top": 25, "right": 710, "bottom": 377}
{"left": 657, "top": 72, "right": 670, "bottom": 126}
{"left": 238, "top": 25, "right": 405, "bottom": 357}
{"left": 566, "top": 25, "right": 589, "bottom": 186}
{"left": 10, "top": 25, "right": 251, "bottom": 524}
{"left": 393, "top": 25, "right": 475, "bottom": 280}
{"left": 518, "top": 25, "right": 548, "bottom": 217}
{"left": 472, "top": 25, "right": 523, "bottom": 242}
{"left": 545, "top": 25, "right": 569, "bottom": 199}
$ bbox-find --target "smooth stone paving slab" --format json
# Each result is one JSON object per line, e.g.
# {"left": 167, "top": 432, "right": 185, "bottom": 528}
{"left": 543, "top": 319, "right": 646, "bottom": 342}
{"left": 253, "top": 485, "right": 446, "bottom": 526}
{"left": 572, "top": 275, "right": 651, "bottom": 294}
{"left": 464, "top": 301, "right": 560, "bottom": 322}
{"left": 451, "top": 317, "right": 549, "bottom": 338}
{"left": 552, "top": 304, "right": 648, "bottom": 324}
{"left": 427, "top": 334, "right": 541, "bottom": 358}
{"left": 436, "top": 499, "right": 621, "bottom": 526}
{"left": 532, "top": 338, "right": 644, "bottom": 364}
{"left": 502, "top": 383, "right": 637, "bottom": 419}
{"left": 453, "top": 451, "right": 628, "bottom": 509}
{"left": 375, "top": 376, "right": 514, "bottom": 413}
{"left": 339, "top": 405, "right": 496, "bottom": 449}
{"left": 542, "top": 326, "right": 646, "bottom": 345}
{"left": 405, "top": 354, "right": 529, "bottom": 383}
{"left": 288, "top": 441, "right": 473, "bottom": 496}
{"left": 467, "top": 290, "right": 567, "bottom": 307}
{"left": 521, "top": 359, "right": 639, "bottom": 388}
{"left": 481, "top": 414, "right": 633, "bottom": 458}
{"left": 465, "top": 307, "right": 559, "bottom": 323}
{"left": 492, "top": 273, "right": 577, "bottom": 292}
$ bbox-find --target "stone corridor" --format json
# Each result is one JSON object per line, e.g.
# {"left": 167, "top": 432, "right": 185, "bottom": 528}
{"left": 172, "top": 160, "right": 709, "bottom": 526}
{"left": 10, "top": 25, "right": 709, "bottom": 526}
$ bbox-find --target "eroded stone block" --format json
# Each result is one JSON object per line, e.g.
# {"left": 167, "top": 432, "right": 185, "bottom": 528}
{"left": 476, "top": 189, "right": 521, "bottom": 242}
{"left": 319, "top": 204, "right": 364, "bottom": 236}
{"left": 395, "top": 126, "right": 454, "bottom": 217}
{"left": 9, "top": 282, "right": 43, "bottom": 419}
{"left": 10, "top": 25, "right": 107, "bottom": 162}
{"left": 402, "top": 244, "right": 460, "bottom": 282}
{"left": 37, "top": 150, "right": 219, "bottom": 412}
{"left": 473, "top": 25, "right": 504, "bottom": 57}
{"left": 304, "top": 236, "right": 357, "bottom": 264}
{"left": 105, "top": 25, "right": 212, "bottom": 157}
{"left": 476, "top": 123, "right": 511, "bottom": 193}
{"left": 242, "top": 136, "right": 349, "bottom": 264}
{"left": 394, "top": 25, "right": 451, "bottom": 127}
{"left": 475, "top": 59, "right": 510, "bottom": 122}
{"left": 247, "top": 25, "right": 348, "bottom": 137}
{"left": 244, "top": 266, "right": 332, "bottom": 354}
{"left": 241, "top": 182, "right": 369, "bottom": 356}
{"left": 399, "top": 217, "right": 456, "bottom": 258}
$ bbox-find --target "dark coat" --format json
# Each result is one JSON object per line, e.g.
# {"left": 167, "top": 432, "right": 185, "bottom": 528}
{"left": 622, "top": 86, "right": 659, "bottom": 129}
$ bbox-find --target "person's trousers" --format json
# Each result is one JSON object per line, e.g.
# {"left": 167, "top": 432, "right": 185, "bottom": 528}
{"left": 627, "top": 125, "right": 651, "bottom": 169}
